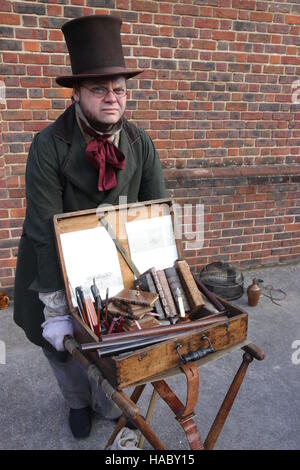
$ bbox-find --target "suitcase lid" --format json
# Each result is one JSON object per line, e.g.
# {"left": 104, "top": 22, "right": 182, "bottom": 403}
{"left": 53, "top": 198, "right": 184, "bottom": 315}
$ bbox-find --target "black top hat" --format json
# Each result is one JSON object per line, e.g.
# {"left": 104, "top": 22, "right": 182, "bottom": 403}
{"left": 56, "top": 15, "right": 143, "bottom": 87}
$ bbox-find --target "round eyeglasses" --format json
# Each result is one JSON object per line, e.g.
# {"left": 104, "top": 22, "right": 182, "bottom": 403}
{"left": 81, "top": 85, "right": 127, "bottom": 99}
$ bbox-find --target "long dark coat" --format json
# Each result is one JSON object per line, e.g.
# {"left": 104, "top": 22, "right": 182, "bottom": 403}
{"left": 13, "top": 104, "right": 166, "bottom": 357}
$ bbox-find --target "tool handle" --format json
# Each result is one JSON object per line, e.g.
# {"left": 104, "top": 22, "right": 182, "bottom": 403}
{"left": 193, "top": 276, "right": 227, "bottom": 312}
{"left": 91, "top": 284, "right": 104, "bottom": 315}
{"left": 182, "top": 345, "right": 214, "bottom": 363}
{"left": 75, "top": 287, "right": 88, "bottom": 324}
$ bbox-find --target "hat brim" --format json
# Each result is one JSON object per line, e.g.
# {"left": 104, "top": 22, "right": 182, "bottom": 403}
{"left": 56, "top": 68, "right": 143, "bottom": 87}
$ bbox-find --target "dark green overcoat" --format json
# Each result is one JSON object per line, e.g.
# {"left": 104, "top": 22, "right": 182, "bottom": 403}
{"left": 13, "top": 103, "right": 166, "bottom": 355}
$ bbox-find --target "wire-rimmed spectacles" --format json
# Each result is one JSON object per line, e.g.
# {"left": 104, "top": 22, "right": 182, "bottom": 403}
{"left": 81, "top": 85, "right": 127, "bottom": 99}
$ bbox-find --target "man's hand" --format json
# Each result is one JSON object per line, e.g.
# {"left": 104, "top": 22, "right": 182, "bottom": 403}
{"left": 41, "top": 315, "right": 74, "bottom": 352}
{"left": 39, "top": 289, "right": 73, "bottom": 351}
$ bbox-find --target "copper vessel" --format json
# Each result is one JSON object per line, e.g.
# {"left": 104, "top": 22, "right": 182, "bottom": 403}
{"left": 247, "top": 278, "right": 261, "bottom": 307}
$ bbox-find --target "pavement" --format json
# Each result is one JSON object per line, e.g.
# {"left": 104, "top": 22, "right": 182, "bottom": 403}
{"left": 0, "top": 263, "right": 300, "bottom": 450}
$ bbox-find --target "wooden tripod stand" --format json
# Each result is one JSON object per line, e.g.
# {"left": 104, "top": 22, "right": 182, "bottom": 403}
{"left": 105, "top": 343, "right": 265, "bottom": 450}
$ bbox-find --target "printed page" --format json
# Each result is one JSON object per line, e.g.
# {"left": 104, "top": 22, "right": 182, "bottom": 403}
{"left": 125, "top": 215, "right": 178, "bottom": 274}
{"left": 60, "top": 226, "right": 124, "bottom": 307}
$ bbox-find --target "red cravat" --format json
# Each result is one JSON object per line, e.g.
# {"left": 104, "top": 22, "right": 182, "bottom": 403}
{"left": 80, "top": 119, "right": 126, "bottom": 192}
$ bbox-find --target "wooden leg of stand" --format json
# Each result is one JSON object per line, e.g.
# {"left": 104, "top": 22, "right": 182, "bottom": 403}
{"left": 105, "top": 384, "right": 146, "bottom": 449}
{"left": 138, "top": 388, "right": 158, "bottom": 449}
{"left": 130, "top": 414, "right": 166, "bottom": 450}
{"left": 243, "top": 342, "right": 265, "bottom": 361}
{"left": 105, "top": 384, "right": 166, "bottom": 450}
{"left": 204, "top": 343, "right": 265, "bottom": 450}
{"left": 204, "top": 351, "right": 253, "bottom": 450}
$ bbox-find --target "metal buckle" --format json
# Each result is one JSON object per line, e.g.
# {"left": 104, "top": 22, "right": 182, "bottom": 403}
{"left": 176, "top": 412, "right": 196, "bottom": 424}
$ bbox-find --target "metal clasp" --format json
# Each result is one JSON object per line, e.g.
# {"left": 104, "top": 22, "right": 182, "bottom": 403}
{"left": 201, "top": 335, "right": 213, "bottom": 349}
{"left": 176, "top": 343, "right": 184, "bottom": 362}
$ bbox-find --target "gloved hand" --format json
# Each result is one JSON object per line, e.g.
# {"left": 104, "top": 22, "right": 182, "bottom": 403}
{"left": 41, "top": 315, "right": 74, "bottom": 352}
{"left": 39, "top": 290, "right": 73, "bottom": 351}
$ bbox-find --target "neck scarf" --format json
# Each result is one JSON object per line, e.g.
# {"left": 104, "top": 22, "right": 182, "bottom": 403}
{"left": 75, "top": 103, "right": 126, "bottom": 192}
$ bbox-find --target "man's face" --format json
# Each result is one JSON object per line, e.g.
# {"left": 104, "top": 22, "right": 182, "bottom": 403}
{"left": 73, "top": 76, "right": 127, "bottom": 129}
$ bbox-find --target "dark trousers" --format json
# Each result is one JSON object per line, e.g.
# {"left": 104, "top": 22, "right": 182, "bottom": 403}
{"left": 42, "top": 347, "right": 121, "bottom": 419}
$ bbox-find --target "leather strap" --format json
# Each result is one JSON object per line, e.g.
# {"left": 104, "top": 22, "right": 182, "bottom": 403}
{"left": 179, "top": 364, "right": 200, "bottom": 419}
{"left": 152, "top": 363, "right": 204, "bottom": 450}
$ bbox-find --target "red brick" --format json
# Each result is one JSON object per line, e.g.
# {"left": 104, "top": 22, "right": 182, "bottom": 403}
{"left": 232, "top": 0, "right": 256, "bottom": 9}
{"left": 22, "top": 99, "right": 51, "bottom": 109}
{"left": 285, "top": 223, "right": 300, "bottom": 232}
{"left": 131, "top": 0, "right": 158, "bottom": 12}
{"left": 159, "top": 3, "right": 172, "bottom": 14}
{"left": 195, "top": 18, "right": 219, "bottom": 29}
{"left": 10, "top": 208, "right": 26, "bottom": 218}
{"left": 0, "top": 13, "right": 20, "bottom": 25}
{"left": 155, "top": 15, "right": 180, "bottom": 26}
{"left": 0, "top": 258, "right": 16, "bottom": 268}
{"left": 133, "top": 47, "right": 159, "bottom": 58}
{"left": 2, "top": 52, "right": 18, "bottom": 63}
{"left": 19, "top": 53, "right": 49, "bottom": 65}
{"left": 247, "top": 54, "right": 269, "bottom": 63}
{"left": 174, "top": 4, "right": 199, "bottom": 17}
{"left": 24, "top": 41, "right": 40, "bottom": 52}
{"left": 281, "top": 56, "right": 300, "bottom": 65}
{"left": 251, "top": 11, "right": 274, "bottom": 22}
{"left": 214, "top": 8, "right": 237, "bottom": 20}
{"left": 0, "top": 230, "right": 9, "bottom": 239}
{"left": 0, "top": 0, "right": 12, "bottom": 12}
{"left": 285, "top": 15, "right": 300, "bottom": 25}
{"left": 242, "top": 242, "right": 263, "bottom": 252}
{"left": 0, "top": 249, "right": 11, "bottom": 259}
{"left": 0, "top": 269, "right": 13, "bottom": 277}
{"left": 231, "top": 252, "right": 251, "bottom": 261}
{"left": 48, "top": 31, "right": 63, "bottom": 43}
{"left": 46, "top": 5, "right": 63, "bottom": 16}
{"left": 0, "top": 210, "right": 9, "bottom": 218}
{"left": 212, "top": 31, "right": 236, "bottom": 41}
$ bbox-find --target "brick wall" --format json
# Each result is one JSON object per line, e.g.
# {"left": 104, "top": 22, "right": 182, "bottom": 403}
{"left": 1, "top": 0, "right": 300, "bottom": 295}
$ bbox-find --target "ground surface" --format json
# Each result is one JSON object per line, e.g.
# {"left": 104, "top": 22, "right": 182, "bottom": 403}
{"left": 1, "top": 263, "right": 299, "bottom": 450}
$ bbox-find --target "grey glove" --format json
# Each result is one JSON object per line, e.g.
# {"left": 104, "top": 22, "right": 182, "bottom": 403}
{"left": 41, "top": 315, "right": 74, "bottom": 351}
{"left": 42, "top": 315, "right": 74, "bottom": 351}
{"left": 107, "top": 427, "right": 140, "bottom": 451}
{"left": 39, "top": 290, "right": 74, "bottom": 351}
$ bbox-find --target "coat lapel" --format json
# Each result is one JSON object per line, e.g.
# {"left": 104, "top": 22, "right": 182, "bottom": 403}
{"left": 53, "top": 104, "right": 137, "bottom": 204}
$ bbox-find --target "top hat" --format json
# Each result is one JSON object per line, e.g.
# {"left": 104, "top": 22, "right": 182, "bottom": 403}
{"left": 56, "top": 15, "right": 143, "bottom": 88}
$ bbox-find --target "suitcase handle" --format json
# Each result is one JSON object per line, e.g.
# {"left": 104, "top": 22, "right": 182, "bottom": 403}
{"left": 176, "top": 335, "right": 214, "bottom": 364}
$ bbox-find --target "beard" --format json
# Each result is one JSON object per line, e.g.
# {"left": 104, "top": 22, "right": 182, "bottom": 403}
{"left": 79, "top": 101, "right": 122, "bottom": 133}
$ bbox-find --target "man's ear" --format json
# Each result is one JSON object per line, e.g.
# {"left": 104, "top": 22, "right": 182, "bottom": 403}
{"left": 72, "top": 84, "right": 80, "bottom": 103}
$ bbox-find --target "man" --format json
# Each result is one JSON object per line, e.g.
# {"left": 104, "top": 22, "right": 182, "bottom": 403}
{"left": 13, "top": 15, "right": 166, "bottom": 439}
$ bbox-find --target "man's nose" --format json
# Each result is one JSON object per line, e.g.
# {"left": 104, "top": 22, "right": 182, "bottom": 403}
{"left": 103, "top": 90, "right": 117, "bottom": 102}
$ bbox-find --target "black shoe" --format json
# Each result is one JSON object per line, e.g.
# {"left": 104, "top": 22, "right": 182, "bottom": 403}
{"left": 69, "top": 407, "right": 92, "bottom": 439}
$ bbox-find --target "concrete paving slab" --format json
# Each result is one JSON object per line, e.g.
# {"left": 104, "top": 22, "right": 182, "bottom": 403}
{"left": 0, "top": 263, "right": 299, "bottom": 450}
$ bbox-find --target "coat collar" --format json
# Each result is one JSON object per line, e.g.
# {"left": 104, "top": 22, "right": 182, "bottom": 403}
{"left": 52, "top": 103, "right": 75, "bottom": 144}
{"left": 52, "top": 103, "right": 139, "bottom": 145}
{"left": 52, "top": 104, "right": 138, "bottom": 203}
